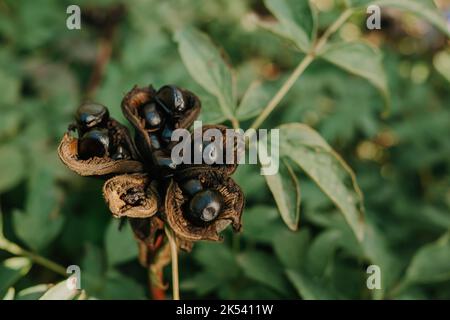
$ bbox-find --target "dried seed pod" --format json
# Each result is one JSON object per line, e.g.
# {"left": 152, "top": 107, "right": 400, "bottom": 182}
{"left": 121, "top": 85, "right": 201, "bottom": 164}
{"left": 103, "top": 174, "right": 159, "bottom": 218}
{"left": 164, "top": 170, "right": 244, "bottom": 242}
{"left": 58, "top": 132, "right": 144, "bottom": 176}
{"left": 179, "top": 124, "right": 243, "bottom": 176}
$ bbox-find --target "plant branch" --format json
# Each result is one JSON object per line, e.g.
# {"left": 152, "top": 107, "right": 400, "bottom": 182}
{"left": 249, "top": 8, "right": 354, "bottom": 131}
{"left": 164, "top": 227, "right": 180, "bottom": 300}
{"left": 0, "top": 205, "right": 66, "bottom": 276}
{"left": 85, "top": 37, "right": 113, "bottom": 99}
{"left": 0, "top": 237, "right": 67, "bottom": 276}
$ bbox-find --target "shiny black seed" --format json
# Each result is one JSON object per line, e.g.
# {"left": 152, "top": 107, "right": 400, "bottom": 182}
{"left": 160, "top": 123, "right": 174, "bottom": 144}
{"left": 76, "top": 102, "right": 109, "bottom": 130}
{"left": 187, "top": 189, "right": 223, "bottom": 224}
{"left": 78, "top": 129, "right": 110, "bottom": 160}
{"left": 111, "top": 145, "right": 130, "bottom": 160}
{"left": 149, "top": 133, "right": 161, "bottom": 150}
{"left": 156, "top": 85, "right": 186, "bottom": 113}
{"left": 154, "top": 152, "right": 177, "bottom": 170}
{"left": 180, "top": 179, "right": 203, "bottom": 197}
{"left": 142, "top": 103, "right": 163, "bottom": 129}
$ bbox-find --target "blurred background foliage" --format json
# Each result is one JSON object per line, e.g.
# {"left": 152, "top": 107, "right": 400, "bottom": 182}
{"left": 0, "top": 0, "right": 449, "bottom": 300}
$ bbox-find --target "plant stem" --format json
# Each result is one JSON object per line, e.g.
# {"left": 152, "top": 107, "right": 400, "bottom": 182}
{"left": 164, "top": 227, "right": 180, "bottom": 300}
{"left": 249, "top": 53, "right": 314, "bottom": 131}
{"left": 249, "top": 8, "right": 354, "bottom": 131}
{"left": 0, "top": 237, "right": 67, "bottom": 276}
{"left": 231, "top": 117, "right": 240, "bottom": 130}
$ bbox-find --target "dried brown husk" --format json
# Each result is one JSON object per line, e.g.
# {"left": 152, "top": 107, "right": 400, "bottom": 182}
{"left": 120, "top": 85, "right": 201, "bottom": 160}
{"left": 107, "top": 118, "right": 141, "bottom": 160}
{"left": 102, "top": 174, "right": 159, "bottom": 218}
{"left": 58, "top": 132, "right": 144, "bottom": 177}
{"left": 164, "top": 170, "right": 244, "bottom": 242}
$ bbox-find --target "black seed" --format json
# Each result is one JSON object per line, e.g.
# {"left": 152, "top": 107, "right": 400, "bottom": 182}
{"left": 187, "top": 189, "right": 223, "bottom": 224}
{"left": 76, "top": 102, "right": 109, "bottom": 130}
{"left": 111, "top": 145, "right": 130, "bottom": 160}
{"left": 180, "top": 179, "right": 203, "bottom": 197}
{"left": 142, "top": 102, "right": 163, "bottom": 129}
{"left": 78, "top": 129, "right": 110, "bottom": 159}
{"left": 154, "top": 153, "right": 177, "bottom": 170}
{"left": 149, "top": 133, "right": 161, "bottom": 150}
{"left": 160, "top": 123, "right": 174, "bottom": 144}
{"left": 156, "top": 85, "right": 186, "bottom": 114}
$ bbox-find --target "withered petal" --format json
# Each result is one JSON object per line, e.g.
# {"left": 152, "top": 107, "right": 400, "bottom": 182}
{"left": 58, "top": 132, "right": 144, "bottom": 176}
{"left": 164, "top": 172, "right": 244, "bottom": 242}
{"left": 103, "top": 174, "right": 159, "bottom": 218}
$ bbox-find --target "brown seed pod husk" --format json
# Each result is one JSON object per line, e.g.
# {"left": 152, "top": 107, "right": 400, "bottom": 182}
{"left": 58, "top": 132, "right": 144, "bottom": 176}
{"left": 102, "top": 174, "right": 159, "bottom": 218}
{"left": 164, "top": 170, "right": 244, "bottom": 242}
{"left": 107, "top": 118, "right": 141, "bottom": 160}
{"left": 120, "top": 85, "right": 201, "bottom": 162}
{"left": 177, "top": 124, "right": 243, "bottom": 176}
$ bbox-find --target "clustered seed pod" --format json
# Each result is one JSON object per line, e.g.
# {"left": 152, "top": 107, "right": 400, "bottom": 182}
{"left": 58, "top": 84, "right": 244, "bottom": 275}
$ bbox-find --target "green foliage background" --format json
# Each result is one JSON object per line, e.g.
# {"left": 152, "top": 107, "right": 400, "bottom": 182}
{"left": 0, "top": 0, "right": 449, "bottom": 299}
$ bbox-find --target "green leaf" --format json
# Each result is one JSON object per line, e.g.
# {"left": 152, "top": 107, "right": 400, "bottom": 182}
{"left": 39, "top": 278, "right": 80, "bottom": 300}
{"left": 174, "top": 27, "right": 235, "bottom": 119}
{"left": 241, "top": 206, "right": 285, "bottom": 244}
{"left": 286, "top": 269, "right": 339, "bottom": 299}
{"left": 404, "top": 233, "right": 450, "bottom": 284}
{"left": 305, "top": 229, "right": 341, "bottom": 277}
{"left": 194, "top": 243, "right": 240, "bottom": 280}
{"left": 263, "top": 156, "right": 301, "bottom": 231}
{"left": 273, "top": 229, "right": 310, "bottom": 270}
{"left": 81, "top": 244, "right": 105, "bottom": 295}
{"left": 100, "top": 270, "right": 146, "bottom": 300}
{"left": 105, "top": 219, "right": 139, "bottom": 267}
{"left": 362, "top": 222, "right": 402, "bottom": 299}
{"left": 236, "top": 81, "right": 270, "bottom": 121}
{"left": 0, "top": 257, "right": 32, "bottom": 297}
{"left": 433, "top": 51, "right": 450, "bottom": 84}
{"left": 263, "top": 0, "right": 317, "bottom": 52}
{"left": 0, "top": 70, "right": 20, "bottom": 105}
{"left": 180, "top": 272, "right": 224, "bottom": 296}
{"left": 237, "top": 250, "right": 291, "bottom": 295}
{"left": 372, "top": 0, "right": 450, "bottom": 38}
{"left": 16, "top": 284, "right": 50, "bottom": 300}
{"left": 13, "top": 164, "right": 64, "bottom": 251}
{"left": 2, "top": 287, "right": 15, "bottom": 300}
{"left": 278, "top": 123, "right": 365, "bottom": 241}
{"left": 0, "top": 144, "right": 26, "bottom": 193}
{"left": 0, "top": 109, "right": 22, "bottom": 141}
{"left": 318, "top": 41, "right": 389, "bottom": 109}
